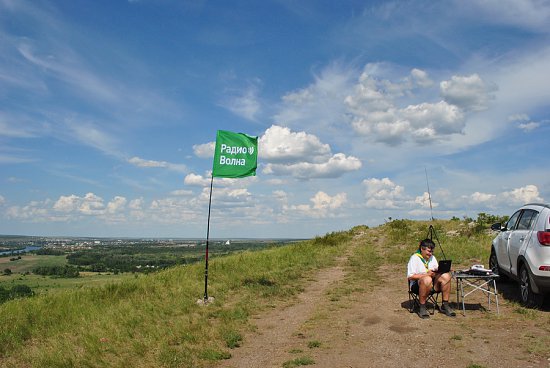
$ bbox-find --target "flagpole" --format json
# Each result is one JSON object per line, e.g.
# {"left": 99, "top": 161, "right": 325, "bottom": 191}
{"left": 204, "top": 174, "right": 214, "bottom": 302}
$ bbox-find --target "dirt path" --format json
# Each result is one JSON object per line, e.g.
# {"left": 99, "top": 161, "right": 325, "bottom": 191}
{"left": 216, "top": 236, "right": 550, "bottom": 368}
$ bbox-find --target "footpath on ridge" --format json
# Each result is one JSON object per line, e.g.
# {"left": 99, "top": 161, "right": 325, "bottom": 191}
{"left": 215, "top": 229, "right": 550, "bottom": 368}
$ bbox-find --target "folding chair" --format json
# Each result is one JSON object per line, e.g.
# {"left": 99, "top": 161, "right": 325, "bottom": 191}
{"left": 408, "top": 280, "right": 440, "bottom": 315}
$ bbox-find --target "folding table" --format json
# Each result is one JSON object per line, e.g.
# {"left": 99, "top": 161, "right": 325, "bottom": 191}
{"left": 454, "top": 272, "right": 500, "bottom": 315}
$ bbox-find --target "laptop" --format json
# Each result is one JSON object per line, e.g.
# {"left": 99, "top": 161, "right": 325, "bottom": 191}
{"left": 436, "top": 260, "right": 452, "bottom": 273}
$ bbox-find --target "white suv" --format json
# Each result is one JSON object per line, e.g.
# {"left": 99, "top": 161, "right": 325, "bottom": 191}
{"left": 489, "top": 203, "right": 550, "bottom": 307}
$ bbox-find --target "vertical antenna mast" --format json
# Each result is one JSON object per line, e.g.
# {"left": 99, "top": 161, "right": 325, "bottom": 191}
{"left": 425, "top": 168, "right": 434, "bottom": 221}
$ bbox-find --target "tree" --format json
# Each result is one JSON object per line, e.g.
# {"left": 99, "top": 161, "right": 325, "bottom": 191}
{"left": 3, "top": 268, "right": 12, "bottom": 276}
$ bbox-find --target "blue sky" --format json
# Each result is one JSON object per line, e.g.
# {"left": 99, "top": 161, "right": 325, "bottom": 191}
{"left": 1, "top": 0, "right": 549, "bottom": 239}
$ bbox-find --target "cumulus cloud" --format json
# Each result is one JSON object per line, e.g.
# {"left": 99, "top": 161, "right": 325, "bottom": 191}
{"left": 184, "top": 173, "right": 210, "bottom": 187}
{"left": 184, "top": 172, "right": 255, "bottom": 187}
{"left": 260, "top": 125, "right": 331, "bottom": 163}
{"left": 440, "top": 74, "right": 496, "bottom": 111}
{"left": 51, "top": 193, "right": 128, "bottom": 217}
{"left": 501, "top": 184, "right": 543, "bottom": 204}
{"left": 193, "top": 142, "right": 215, "bottom": 158}
{"left": 6, "top": 201, "right": 50, "bottom": 221}
{"left": 414, "top": 192, "right": 438, "bottom": 209}
{"left": 260, "top": 125, "right": 361, "bottom": 179}
{"left": 363, "top": 177, "right": 408, "bottom": 209}
{"left": 345, "top": 66, "right": 495, "bottom": 145}
{"left": 459, "top": 185, "right": 543, "bottom": 208}
{"left": 311, "top": 191, "right": 347, "bottom": 210}
{"left": 263, "top": 153, "right": 361, "bottom": 179}
{"left": 106, "top": 196, "right": 127, "bottom": 214}
{"left": 284, "top": 191, "right": 348, "bottom": 218}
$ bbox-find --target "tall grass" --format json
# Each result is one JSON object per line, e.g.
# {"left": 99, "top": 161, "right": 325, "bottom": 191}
{"left": 0, "top": 235, "right": 346, "bottom": 368}
{"left": 381, "top": 219, "right": 493, "bottom": 267}
{"left": 0, "top": 220, "right": 497, "bottom": 367}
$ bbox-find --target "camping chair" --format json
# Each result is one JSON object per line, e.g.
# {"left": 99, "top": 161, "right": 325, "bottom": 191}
{"left": 408, "top": 280, "right": 440, "bottom": 315}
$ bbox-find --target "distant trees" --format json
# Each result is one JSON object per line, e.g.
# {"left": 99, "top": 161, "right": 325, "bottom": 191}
{"left": 32, "top": 265, "right": 80, "bottom": 278}
{"left": 0, "top": 284, "right": 34, "bottom": 304}
{"left": 3, "top": 268, "right": 12, "bottom": 276}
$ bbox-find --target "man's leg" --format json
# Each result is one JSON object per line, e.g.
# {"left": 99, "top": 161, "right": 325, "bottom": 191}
{"left": 418, "top": 275, "right": 433, "bottom": 304}
{"left": 417, "top": 276, "right": 433, "bottom": 318}
{"left": 434, "top": 272, "right": 456, "bottom": 317}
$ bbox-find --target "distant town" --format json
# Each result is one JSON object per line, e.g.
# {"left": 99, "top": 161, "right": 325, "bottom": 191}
{"left": 0, "top": 235, "right": 303, "bottom": 255}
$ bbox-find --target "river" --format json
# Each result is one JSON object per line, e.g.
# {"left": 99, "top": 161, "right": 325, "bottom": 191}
{"left": 0, "top": 245, "right": 41, "bottom": 256}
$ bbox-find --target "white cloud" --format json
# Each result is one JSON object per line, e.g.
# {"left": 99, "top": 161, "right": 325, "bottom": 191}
{"left": 469, "top": 192, "right": 497, "bottom": 204}
{"left": 128, "top": 156, "right": 187, "bottom": 173}
{"left": 106, "top": 196, "right": 127, "bottom": 214}
{"left": 184, "top": 173, "right": 211, "bottom": 187}
{"left": 220, "top": 80, "right": 262, "bottom": 121}
{"left": 501, "top": 184, "right": 543, "bottom": 204}
{"left": 414, "top": 192, "right": 438, "bottom": 209}
{"left": 170, "top": 189, "right": 194, "bottom": 196}
{"left": 0, "top": 195, "right": 5, "bottom": 205}
{"left": 263, "top": 153, "right": 361, "bottom": 179}
{"left": 283, "top": 191, "right": 348, "bottom": 218}
{"left": 259, "top": 125, "right": 331, "bottom": 163}
{"left": 53, "top": 195, "right": 81, "bottom": 212}
{"left": 518, "top": 122, "right": 540, "bottom": 132}
{"left": 274, "top": 63, "right": 354, "bottom": 133}
{"left": 193, "top": 142, "right": 215, "bottom": 158}
{"left": 345, "top": 69, "right": 494, "bottom": 145}
{"left": 129, "top": 198, "right": 144, "bottom": 210}
{"left": 6, "top": 201, "right": 50, "bottom": 221}
{"left": 260, "top": 125, "right": 361, "bottom": 179}
{"left": 311, "top": 191, "right": 347, "bottom": 210}
{"left": 461, "top": 185, "right": 544, "bottom": 209}
{"left": 78, "top": 193, "right": 105, "bottom": 215}
{"left": 363, "top": 177, "right": 408, "bottom": 209}
{"left": 440, "top": 74, "right": 496, "bottom": 111}
{"left": 410, "top": 68, "right": 433, "bottom": 88}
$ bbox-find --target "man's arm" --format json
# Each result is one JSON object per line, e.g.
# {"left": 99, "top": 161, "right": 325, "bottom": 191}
{"left": 407, "top": 256, "right": 435, "bottom": 280}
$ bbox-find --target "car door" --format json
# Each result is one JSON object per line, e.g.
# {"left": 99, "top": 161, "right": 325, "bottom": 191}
{"left": 496, "top": 210, "right": 522, "bottom": 273}
{"left": 508, "top": 209, "right": 539, "bottom": 276}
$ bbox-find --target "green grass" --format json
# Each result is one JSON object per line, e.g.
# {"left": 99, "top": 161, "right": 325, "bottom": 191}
{"left": 307, "top": 340, "right": 321, "bottom": 348}
{"left": 381, "top": 219, "right": 493, "bottom": 269}
{"left": 0, "top": 219, "right": 529, "bottom": 367}
{"left": 0, "top": 254, "right": 67, "bottom": 274}
{"left": 282, "top": 356, "right": 315, "bottom": 367}
{"left": 0, "top": 233, "right": 346, "bottom": 367}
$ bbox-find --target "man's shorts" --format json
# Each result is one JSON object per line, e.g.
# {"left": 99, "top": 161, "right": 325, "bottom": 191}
{"left": 410, "top": 281, "right": 436, "bottom": 294}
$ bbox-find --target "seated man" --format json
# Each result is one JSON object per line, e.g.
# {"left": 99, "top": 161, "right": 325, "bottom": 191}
{"left": 407, "top": 238, "right": 455, "bottom": 318}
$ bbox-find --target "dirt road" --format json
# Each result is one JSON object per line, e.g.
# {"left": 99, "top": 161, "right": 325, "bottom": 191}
{"left": 216, "top": 237, "right": 550, "bottom": 368}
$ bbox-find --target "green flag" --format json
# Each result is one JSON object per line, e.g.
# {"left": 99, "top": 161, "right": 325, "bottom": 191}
{"left": 212, "top": 130, "right": 258, "bottom": 178}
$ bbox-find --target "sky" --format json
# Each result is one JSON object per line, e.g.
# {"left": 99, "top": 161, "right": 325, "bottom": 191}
{"left": 1, "top": 0, "right": 549, "bottom": 239}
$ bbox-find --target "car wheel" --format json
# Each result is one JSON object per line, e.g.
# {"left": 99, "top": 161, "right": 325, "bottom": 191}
{"left": 519, "top": 265, "right": 544, "bottom": 308}
{"left": 489, "top": 248, "right": 504, "bottom": 279}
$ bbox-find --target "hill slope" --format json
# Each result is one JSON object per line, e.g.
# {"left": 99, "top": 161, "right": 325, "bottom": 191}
{"left": 1, "top": 220, "right": 549, "bottom": 368}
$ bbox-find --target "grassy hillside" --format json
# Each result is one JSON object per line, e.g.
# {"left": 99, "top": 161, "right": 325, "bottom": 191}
{"left": 0, "top": 220, "right": 495, "bottom": 367}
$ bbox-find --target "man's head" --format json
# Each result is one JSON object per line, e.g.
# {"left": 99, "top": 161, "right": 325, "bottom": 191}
{"left": 419, "top": 238, "right": 435, "bottom": 251}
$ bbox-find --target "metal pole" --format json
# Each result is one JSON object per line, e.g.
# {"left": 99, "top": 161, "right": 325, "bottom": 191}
{"left": 204, "top": 175, "right": 214, "bottom": 301}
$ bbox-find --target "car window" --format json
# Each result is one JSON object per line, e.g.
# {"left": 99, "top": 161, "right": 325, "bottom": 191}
{"left": 506, "top": 210, "right": 522, "bottom": 231}
{"left": 516, "top": 209, "right": 538, "bottom": 230}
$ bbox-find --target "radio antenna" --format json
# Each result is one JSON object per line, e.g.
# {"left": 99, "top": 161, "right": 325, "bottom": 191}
{"left": 425, "top": 168, "right": 434, "bottom": 221}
